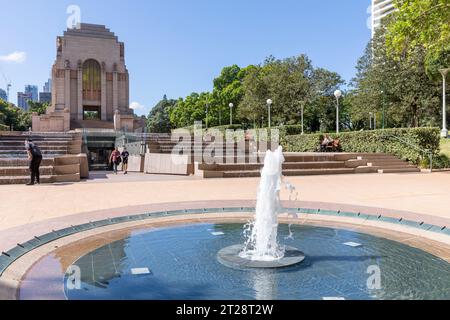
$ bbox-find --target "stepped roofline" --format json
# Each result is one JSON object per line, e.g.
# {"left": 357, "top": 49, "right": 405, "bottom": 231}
{"left": 63, "top": 23, "right": 119, "bottom": 41}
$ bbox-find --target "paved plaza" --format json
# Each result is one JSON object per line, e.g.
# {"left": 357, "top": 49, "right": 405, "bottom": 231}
{"left": 1, "top": 171, "right": 450, "bottom": 234}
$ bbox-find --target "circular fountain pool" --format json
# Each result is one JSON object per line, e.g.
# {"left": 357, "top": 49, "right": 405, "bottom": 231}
{"left": 58, "top": 223, "right": 450, "bottom": 300}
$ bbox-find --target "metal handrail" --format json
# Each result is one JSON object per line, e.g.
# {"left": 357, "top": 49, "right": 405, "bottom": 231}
{"left": 381, "top": 133, "right": 433, "bottom": 172}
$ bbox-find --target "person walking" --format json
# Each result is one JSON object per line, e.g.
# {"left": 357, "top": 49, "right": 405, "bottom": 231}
{"left": 121, "top": 147, "right": 130, "bottom": 175}
{"left": 109, "top": 147, "right": 121, "bottom": 174}
{"left": 25, "top": 139, "right": 42, "bottom": 185}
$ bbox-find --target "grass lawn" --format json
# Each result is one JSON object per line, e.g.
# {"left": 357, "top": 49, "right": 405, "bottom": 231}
{"left": 441, "top": 138, "right": 450, "bottom": 158}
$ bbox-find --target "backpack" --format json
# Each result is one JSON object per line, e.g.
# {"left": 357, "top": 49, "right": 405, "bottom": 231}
{"left": 29, "top": 143, "right": 42, "bottom": 157}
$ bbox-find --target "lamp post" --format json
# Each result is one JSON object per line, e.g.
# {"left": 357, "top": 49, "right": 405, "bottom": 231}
{"left": 266, "top": 99, "right": 272, "bottom": 129}
{"left": 334, "top": 90, "right": 342, "bottom": 134}
{"left": 229, "top": 103, "right": 234, "bottom": 126}
{"left": 381, "top": 90, "right": 385, "bottom": 129}
{"left": 369, "top": 112, "right": 373, "bottom": 130}
{"left": 439, "top": 68, "right": 449, "bottom": 138}
{"left": 205, "top": 103, "right": 209, "bottom": 129}
{"left": 300, "top": 102, "right": 305, "bottom": 135}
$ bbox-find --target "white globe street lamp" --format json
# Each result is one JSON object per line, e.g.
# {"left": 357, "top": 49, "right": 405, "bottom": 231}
{"left": 334, "top": 90, "right": 342, "bottom": 134}
{"left": 205, "top": 103, "right": 209, "bottom": 129}
{"left": 267, "top": 99, "right": 273, "bottom": 129}
{"left": 229, "top": 103, "right": 234, "bottom": 126}
{"left": 439, "top": 68, "right": 449, "bottom": 138}
{"left": 300, "top": 102, "right": 305, "bottom": 135}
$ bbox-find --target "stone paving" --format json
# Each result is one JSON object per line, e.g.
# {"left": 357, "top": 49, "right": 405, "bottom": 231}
{"left": 1, "top": 171, "right": 449, "bottom": 233}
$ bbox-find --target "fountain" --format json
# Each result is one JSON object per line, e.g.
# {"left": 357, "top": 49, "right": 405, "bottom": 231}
{"left": 217, "top": 146, "right": 305, "bottom": 269}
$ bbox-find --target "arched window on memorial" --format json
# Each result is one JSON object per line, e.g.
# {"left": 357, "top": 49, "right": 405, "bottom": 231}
{"left": 82, "top": 59, "right": 101, "bottom": 101}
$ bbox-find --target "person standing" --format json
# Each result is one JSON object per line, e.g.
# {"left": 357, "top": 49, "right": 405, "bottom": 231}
{"left": 121, "top": 147, "right": 130, "bottom": 175}
{"left": 109, "top": 147, "right": 121, "bottom": 174}
{"left": 25, "top": 139, "right": 42, "bottom": 185}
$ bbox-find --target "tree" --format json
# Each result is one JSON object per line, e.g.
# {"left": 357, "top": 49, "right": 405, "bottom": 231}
{"left": 0, "top": 99, "right": 31, "bottom": 131}
{"left": 27, "top": 101, "right": 49, "bottom": 115}
{"left": 147, "top": 95, "right": 177, "bottom": 133}
{"left": 237, "top": 64, "right": 267, "bottom": 127}
{"left": 238, "top": 54, "right": 343, "bottom": 131}
{"left": 350, "top": 23, "right": 441, "bottom": 128}
{"left": 166, "top": 54, "right": 345, "bottom": 131}
{"left": 308, "top": 67, "right": 345, "bottom": 132}
{"left": 211, "top": 65, "right": 246, "bottom": 126}
{"left": 386, "top": 0, "right": 450, "bottom": 78}
{"left": 169, "top": 92, "right": 213, "bottom": 128}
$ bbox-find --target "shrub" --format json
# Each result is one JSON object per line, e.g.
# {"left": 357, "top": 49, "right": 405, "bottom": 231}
{"left": 282, "top": 127, "right": 441, "bottom": 164}
{"left": 420, "top": 153, "right": 450, "bottom": 169}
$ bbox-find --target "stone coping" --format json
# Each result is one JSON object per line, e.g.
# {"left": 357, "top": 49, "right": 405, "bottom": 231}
{"left": 1, "top": 201, "right": 450, "bottom": 278}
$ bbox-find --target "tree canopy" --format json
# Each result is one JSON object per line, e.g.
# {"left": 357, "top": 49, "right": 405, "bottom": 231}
{"left": 350, "top": 23, "right": 441, "bottom": 129}
{"left": 0, "top": 99, "right": 31, "bottom": 131}
{"left": 386, "top": 0, "right": 450, "bottom": 78}
{"left": 161, "top": 54, "right": 345, "bottom": 132}
{"left": 147, "top": 95, "right": 177, "bottom": 133}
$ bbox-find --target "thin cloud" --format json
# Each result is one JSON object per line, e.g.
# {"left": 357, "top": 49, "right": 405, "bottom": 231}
{"left": 0, "top": 51, "right": 27, "bottom": 63}
{"left": 130, "top": 101, "right": 145, "bottom": 110}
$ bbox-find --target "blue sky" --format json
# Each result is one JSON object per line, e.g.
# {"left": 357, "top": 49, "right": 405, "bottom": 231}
{"left": 0, "top": 0, "right": 372, "bottom": 116}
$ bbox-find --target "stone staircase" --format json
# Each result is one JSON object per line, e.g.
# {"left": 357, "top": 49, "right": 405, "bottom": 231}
{"left": 359, "top": 154, "right": 421, "bottom": 173}
{"left": 141, "top": 134, "right": 421, "bottom": 178}
{"left": 195, "top": 153, "right": 421, "bottom": 178}
{"left": 0, "top": 132, "right": 85, "bottom": 184}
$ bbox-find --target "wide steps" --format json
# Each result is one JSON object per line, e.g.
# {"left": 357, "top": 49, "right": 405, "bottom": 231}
{"left": 218, "top": 167, "right": 356, "bottom": 178}
{"left": 282, "top": 168, "right": 356, "bottom": 176}
{"left": 367, "top": 161, "right": 409, "bottom": 167}
{"left": 0, "top": 140, "right": 72, "bottom": 146}
{"left": 283, "top": 161, "right": 346, "bottom": 169}
{"left": 0, "top": 146, "right": 68, "bottom": 151}
{"left": 0, "top": 166, "right": 53, "bottom": 176}
{"left": 0, "top": 173, "right": 80, "bottom": 185}
{"left": 0, "top": 158, "right": 54, "bottom": 166}
{"left": 0, "top": 175, "right": 53, "bottom": 185}
{"left": 378, "top": 167, "right": 421, "bottom": 173}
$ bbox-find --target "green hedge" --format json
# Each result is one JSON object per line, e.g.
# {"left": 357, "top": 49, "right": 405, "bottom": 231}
{"left": 282, "top": 127, "right": 441, "bottom": 164}
{"left": 0, "top": 123, "right": 8, "bottom": 131}
{"left": 420, "top": 153, "right": 450, "bottom": 169}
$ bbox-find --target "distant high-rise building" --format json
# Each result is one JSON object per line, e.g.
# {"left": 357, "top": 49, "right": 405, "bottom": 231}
{"left": 372, "top": 0, "right": 396, "bottom": 37}
{"left": 40, "top": 79, "right": 52, "bottom": 104}
{"left": 39, "top": 92, "right": 52, "bottom": 104}
{"left": 43, "top": 79, "right": 52, "bottom": 93}
{"left": 17, "top": 92, "right": 32, "bottom": 111}
{"left": 24, "top": 85, "right": 38, "bottom": 102}
{"left": 0, "top": 88, "right": 7, "bottom": 102}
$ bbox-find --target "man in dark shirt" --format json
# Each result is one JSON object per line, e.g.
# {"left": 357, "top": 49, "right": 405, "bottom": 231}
{"left": 25, "top": 139, "right": 43, "bottom": 185}
{"left": 121, "top": 147, "right": 130, "bottom": 175}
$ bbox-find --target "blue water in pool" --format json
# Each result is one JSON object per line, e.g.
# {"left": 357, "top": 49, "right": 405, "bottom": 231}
{"left": 64, "top": 223, "right": 450, "bottom": 300}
